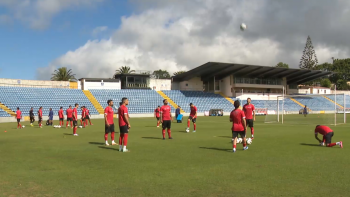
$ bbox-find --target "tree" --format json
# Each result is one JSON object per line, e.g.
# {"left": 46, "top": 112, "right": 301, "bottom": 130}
{"left": 173, "top": 71, "right": 187, "bottom": 76}
{"left": 320, "top": 78, "right": 331, "bottom": 88}
{"left": 153, "top": 69, "right": 171, "bottom": 79}
{"left": 51, "top": 67, "right": 76, "bottom": 81}
{"left": 115, "top": 66, "right": 135, "bottom": 74}
{"left": 275, "top": 62, "right": 289, "bottom": 68}
{"left": 299, "top": 36, "right": 318, "bottom": 70}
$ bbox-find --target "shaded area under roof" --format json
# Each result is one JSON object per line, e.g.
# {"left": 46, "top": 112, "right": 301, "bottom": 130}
{"left": 172, "top": 62, "right": 332, "bottom": 85}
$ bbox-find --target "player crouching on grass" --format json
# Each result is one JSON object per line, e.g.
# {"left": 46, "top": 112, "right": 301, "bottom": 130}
{"left": 230, "top": 100, "right": 248, "bottom": 152}
{"left": 315, "top": 125, "right": 343, "bottom": 148}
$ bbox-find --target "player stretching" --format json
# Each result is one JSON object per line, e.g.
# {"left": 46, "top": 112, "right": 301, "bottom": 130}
{"left": 66, "top": 106, "right": 73, "bottom": 128}
{"left": 154, "top": 106, "right": 161, "bottom": 127}
{"left": 243, "top": 98, "right": 255, "bottom": 139}
{"left": 230, "top": 100, "right": 248, "bottom": 152}
{"left": 72, "top": 103, "right": 79, "bottom": 136}
{"left": 38, "top": 107, "right": 43, "bottom": 128}
{"left": 58, "top": 107, "right": 64, "bottom": 127}
{"left": 186, "top": 103, "right": 197, "bottom": 133}
{"left": 118, "top": 98, "right": 130, "bottom": 152}
{"left": 29, "top": 107, "right": 35, "bottom": 127}
{"left": 315, "top": 125, "right": 343, "bottom": 148}
{"left": 16, "top": 107, "right": 22, "bottom": 129}
{"left": 80, "top": 106, "right": 86, "bottom": 128}
{"left": 104, "top": 100, "right": 118, "bottom": 146}
{"left": 160, "top": 99, "right": 173, "bottom": 140}
{"left": 85, "top": 107, "right": 93, "bottom": 126}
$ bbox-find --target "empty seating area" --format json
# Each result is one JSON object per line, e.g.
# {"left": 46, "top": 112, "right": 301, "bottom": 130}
{"left": 0, "top": 108, "right": 11, "bottom": 117}
{"left": 326, "top": 95, "right": 349, "bottom": 108}
{"left": 0, "top": 86, "right": 98, "bottom": 117}
{"left": 90, "top": 89, "right": 170, "bottom": 114}
{"left": 162, "top": 91, "right": 234, "bottom": 113}
{"left": 292, "top": 96, "right": 334, "bottom": 111}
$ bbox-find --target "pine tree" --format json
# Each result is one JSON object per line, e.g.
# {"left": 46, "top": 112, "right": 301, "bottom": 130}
{"left": 299, "top": 36, "right": 318, "bottom": 70}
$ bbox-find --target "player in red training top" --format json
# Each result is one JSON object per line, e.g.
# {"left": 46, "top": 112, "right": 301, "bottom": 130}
{"left": 230, "top": 100, "right": 248, "bottom": 152}
{"left": 16, "top": 107, "right": 22, "bottom": 129}
{"left": 154, "top": 106, "right": 161, "bottom": 127}
{"left": 58, "top": 107, "right": 64, "bottom": 127}
{"left": 84, "top": 107, "right": 93, "bottom": 126}
{"left": 118, "top": 98, "right": 131, "bottom": 152}
{"left": 80, "top": 106, "right": 86, "bottom": 128}
{"left": 315, "top": 125, "right": 343, "bottom": 148}
{"left": 38, "top": 107, "right": 43, "bottom": 128}
{"left": 104, "top": 100, "right": 118, "bottom": 146}
{"left": 66, "top": 106, "right": 73, "bottom": 128}
{"left": 160, "top": 99, "right": 173, "bottom": 140}
{"left": 186, "top": 103, "right": 197, "bottom": 133}
{"left": 243, "top": 98, "right": 255, "bottom": 139}
{"left": 72, "top": 103, "right": 79, "bottom": 136}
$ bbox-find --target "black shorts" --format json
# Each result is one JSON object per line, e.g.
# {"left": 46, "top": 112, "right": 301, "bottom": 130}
{"left": 156, "top": 117, "right": 160, "bottom": 121}
{"left": 17, "top": 119, "right": 21, "bottom": 123}
{"left": 81, "top": 117, "right": 85, "bottom": 121}
{"left": 85, "top": 116, "right": 90, "bottom": 120}
{"left": 188, "top": 116, "right": 196, "bottom": 123}
{"left": 324, "top": 132, "right": 334, "bottom": 144}
{"left": 162, "top": 120, "right": 171, "bottom": 129}
{"left": 67, "top": 118, "right": 73, "bottom": 121}
{"left": 59, "top": 118, "right": 64, "bottom": 121}
{"left": 73, "top": 120, "right": 78, "bottom": 127}
{"left": 38, "top": 117, "right": 42, "bottom": 122}
{"left": 105, "top": 124, "right": 115, "bottom": 133}
{"left": 119, "top": 125, "right": 129, "bottom": 134}
{"left": 246, "top": 119, "right": 254, "bottom": 128}
{"left": 232, "top": 131, "right": 246, "bottom": 138}
{"left": 30, "top": 116, "right": 35, "bottom": 122}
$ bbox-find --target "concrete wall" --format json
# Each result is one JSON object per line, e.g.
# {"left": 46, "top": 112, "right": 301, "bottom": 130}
{"left": 150, "top": 79, "right": 171, "bottom": 91}
{"left": 0, "top": 78, "right": 70, "bottom": 88}
{"left": 177, "top": 77, "right": 203, "bottom": 91}
{"left": 82, "top": 81, "right": 121, "bottom": 90}
{"left": 220, "top": 76, "right": 232, "bottom": 97}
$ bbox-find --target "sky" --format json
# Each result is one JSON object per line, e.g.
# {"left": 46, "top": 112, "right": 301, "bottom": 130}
{"left": 0, "top": 0, "right": 350, "bottom": 80}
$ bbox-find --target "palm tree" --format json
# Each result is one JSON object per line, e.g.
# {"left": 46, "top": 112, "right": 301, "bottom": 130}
{"left": 115, "top": 66, "right": 135, "bottom": 74}
{"left": 173, "top": 71, "right": 186, "bottom": 76}
{"left": 51, "top": 67, "right": 76, "bottom": 81}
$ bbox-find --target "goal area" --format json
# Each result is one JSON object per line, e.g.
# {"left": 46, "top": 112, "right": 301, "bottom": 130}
{"left": 264, "top": 94, "right": 346, "bottom": 126}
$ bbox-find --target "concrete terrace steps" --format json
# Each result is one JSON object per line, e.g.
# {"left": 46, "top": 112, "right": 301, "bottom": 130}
{"left": 83, "top": 90, "right": 104, "bottom": 114}
{"left": 0, "top": 102, "right": 16, "bottom": 116}
{"left": 157, "top": 91, "right": 185, "bottom": 113}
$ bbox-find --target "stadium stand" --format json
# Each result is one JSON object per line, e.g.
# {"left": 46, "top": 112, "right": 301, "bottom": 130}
{"left": 162, "top": 90, "right": 234, "bottom": 113}
{"left": 90, "top": 89, "right": 173, "bottom": 114}
{"left": 0, "top": 108, "right": 11, "bottom": 117}
{"left": 0, "top": 86, "right": 99, "bottom": 117}
{"left": 326, "top": 95, "right": 349, "bottom": 108}
{"left": 292, "top": 96, "right": 334, "bottom": 111}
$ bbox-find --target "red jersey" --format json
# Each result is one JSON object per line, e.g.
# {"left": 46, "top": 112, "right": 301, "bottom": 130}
{"left": 58, "top": 109, "right": 64, "bottom": 118}
{"left": 66, "top": 108, "right": 73, "bottom": 118}
{"left": 118, "top": 105, "right": 129, "bottom": 126}
{"left": 73, "top": 108, "right": 78, "bottom": 121}
{"left": 38, "top": 109, "right": 42, "bottom": 118}
{"left": 85, "top": 109, "right": 90, "bottom": 116}
{"left": 104, "top": 106, "right": 114, "bottom": 125}
{"left": 190, "top": 106, "right": 197, "bottom": 117}
{"left": 16, "top": 110, "right": 21, "bottom": 119}
{"left": 243, "top": 104, "right": 255, "bottom": 120}
{"left": 230, "top": 109, "right": 246, "bottom": 131}
{"left": 315, "top": 126, "right": 333, "bottom": 136}
{"left": 154, "top": 108, "right": 160, "bottom": 118}
{"left": 160, "top": 105, "right": 171, "bottom": 121}
{"left": 81, "top": 109, "right": 85, "bottom": 117}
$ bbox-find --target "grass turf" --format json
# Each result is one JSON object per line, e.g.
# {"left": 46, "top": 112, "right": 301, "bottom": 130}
{"left": 0, "top": 115, "right": 349, "bottom": 197}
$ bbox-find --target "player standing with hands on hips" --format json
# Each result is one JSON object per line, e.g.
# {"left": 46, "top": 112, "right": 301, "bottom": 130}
{"left": 186, "top": 103, "right": 197, "bottom": 133}
{"left": 243, "top": 98, "right": 255, "bottom": 139}
{"left": 118, "top": 98, "right": 131, "bottom": 152}
{"left": 230, "top": 100, "right": 248, "bottom": 152}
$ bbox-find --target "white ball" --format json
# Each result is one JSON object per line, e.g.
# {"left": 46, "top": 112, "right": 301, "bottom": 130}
{"left": 186, "top": 128, "right": 189, "bottom": 133}
{"left": 240, "top": 23, "right": 247, "bottom": 31}
{"left": 58, "top": 125, "right": 61, "bottom": 128}
{"left": 237, "top": 138, "right": 243, "bottom": 144}
{"left": 22, "top": 125, "right": 25, "bottom": 128}
{"left": 79, "top": 126, "right": 83, "bottom": 128}
{"left": 246, "top": 138, "right": 252, "bottom": 145}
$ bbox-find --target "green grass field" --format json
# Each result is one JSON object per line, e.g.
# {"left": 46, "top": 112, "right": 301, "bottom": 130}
{"left": 0, "top": 115, "right": 349, "bottom": 197}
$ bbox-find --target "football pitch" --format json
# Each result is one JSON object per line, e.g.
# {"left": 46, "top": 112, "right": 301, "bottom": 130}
{"left": 0, "top": 115, "right": 349, "bottom": 197}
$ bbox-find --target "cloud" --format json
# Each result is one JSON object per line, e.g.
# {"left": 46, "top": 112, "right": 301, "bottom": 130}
{"left": 0, "top": 0, "right": 104, "bottom": 29}
{"left": 92, "top": 26, "right": 108, "bottom": 36}
{"left": 37, "top": 0, "right": 350, "bottom": 79}
{"left": 0, "top": 14, "right": 12, "bottom": 25}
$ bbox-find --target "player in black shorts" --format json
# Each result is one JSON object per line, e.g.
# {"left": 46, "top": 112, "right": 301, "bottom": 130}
{"left": 29, "top": 107, "right": 35, "bottom": 127}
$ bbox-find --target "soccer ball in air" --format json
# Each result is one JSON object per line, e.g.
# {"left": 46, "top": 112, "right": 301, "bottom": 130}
{"left": 246, "top": 138, "right": 252, "bottom": 145}
{"left": 240, "top": 23, "right": 247, "bottom": 31}
{"left": 22, "top": 125, "right": 25, "bottom": 128}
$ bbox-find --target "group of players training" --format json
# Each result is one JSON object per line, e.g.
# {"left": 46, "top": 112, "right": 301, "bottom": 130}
{"left": 15, "top": 97, "right": 343, "bottom": 153}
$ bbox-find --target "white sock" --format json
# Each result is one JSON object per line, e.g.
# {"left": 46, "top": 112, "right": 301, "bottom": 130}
{"left": 112, "top": 140, "right": 115, "bottom": 143}
{"left": 119, "top": 145, "right": 122, "bottom": 150}
{"left": 336, "top": 142, "right": 340, "bottom": 145}
{"left": 252, "top": 135, "right": 254, "bottom": 138}
{"left": 105, "top": 141, "right": 108, "bottom": 144}
{"left": 233, "top": 148, "right": 236, "bottom": 151}
{"left": 123, "top": 146, "right": 127, "bottom": 150}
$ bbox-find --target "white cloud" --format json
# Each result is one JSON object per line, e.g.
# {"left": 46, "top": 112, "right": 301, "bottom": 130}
{"left": 92, "top": 26, "right": 108, "bottom": 36}
{"left": 0, "top": 14, "right": 12, "bottom": 25}
{"left": 0, "top": 0, "right": 104, "bottom": 29}
{"left": 37, "top": 0, "right": 350, "bottom": 79}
